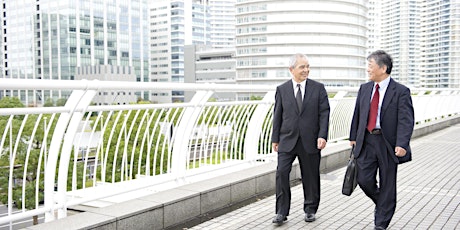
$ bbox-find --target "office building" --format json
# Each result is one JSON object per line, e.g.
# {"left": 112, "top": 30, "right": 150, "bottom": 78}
{"left": 208, "top": 0, "right": 236, "bottom": 49}
{"left": 75, "top": 65, "right": 137, "bottom": 105}
{"left": 379, "top": 0, "right": 459, "bottom": 88}
{"left": 150, "top": 0, "right": 210, "bottom": 103}
{"left": 381, "top": 0, "right": 421, "bottom": 87}
{"left": 0, "top": 0, "right": 149, "bottom": 106}
{"left": 234, "top": 0, "right": 368, "bottom": 89}
{"left": 419, "top": 0, "right": 460, "bottom": 88}
{"left": 184, "top": 45, "right": 236, "bottom": 102}
{"left": 367, "top": 1, "right": 382, "bottom": 54}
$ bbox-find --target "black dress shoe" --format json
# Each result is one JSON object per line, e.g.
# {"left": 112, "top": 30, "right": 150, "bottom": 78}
{"left": 272, "top": 214, "right": 287, "bottom": 225}
{"left": 305, "top": 213, "right": 316, "bottom": 222}
{"left": 374, "top": 226, "right": 386, "bottom": 230}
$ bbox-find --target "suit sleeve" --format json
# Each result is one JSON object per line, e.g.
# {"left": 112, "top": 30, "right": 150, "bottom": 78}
{"left": 271, "top": 87, "right": 282, "bottom": 143}
{"left": 318, "top": 84, "right": 330, "bottom": 140}
{"left": 396, "top": 87, "right": 414, "bottom": 150}
{"left": 349, "top": 85, "right": 362, "bottom": 141}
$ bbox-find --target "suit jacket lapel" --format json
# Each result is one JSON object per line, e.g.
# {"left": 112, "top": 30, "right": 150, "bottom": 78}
{"left": 301, "top": 80, "right": 312, "bottom": 114}
{"left": 284, "top": 81, "right": 300, "bottom": 113}
{"left": 362, "top": 82, "right": 373, "bottom": 118}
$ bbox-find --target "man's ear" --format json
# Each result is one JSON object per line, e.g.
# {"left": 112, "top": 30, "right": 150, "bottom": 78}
{"left": 381, "top": 65, "right": 387, "bottom": 74}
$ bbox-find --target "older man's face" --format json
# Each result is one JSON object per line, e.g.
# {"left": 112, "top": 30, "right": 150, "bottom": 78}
{"left": 290, "top": 57, "right": 310, "bottom": 83}
{"left": 367, "top": 58, "right": 387, "bottom": 83}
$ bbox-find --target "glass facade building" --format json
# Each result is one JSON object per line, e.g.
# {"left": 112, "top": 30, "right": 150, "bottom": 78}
{"left": 1, "top": 0, "right": 149, "bottom": 106}
{"left": 235, "top": 0, "right": 368, "bottom": 88}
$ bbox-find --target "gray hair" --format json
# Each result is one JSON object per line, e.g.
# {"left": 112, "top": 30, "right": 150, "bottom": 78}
{"left": 289, "top": 53, "right": 308, "bottom": 68}
{"left": 367, "top": 50, "right": 393, "bottom": 74}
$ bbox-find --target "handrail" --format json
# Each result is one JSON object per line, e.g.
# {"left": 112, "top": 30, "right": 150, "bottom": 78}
{"left": 0, "top": 79, "right": 459, "bottom": 228}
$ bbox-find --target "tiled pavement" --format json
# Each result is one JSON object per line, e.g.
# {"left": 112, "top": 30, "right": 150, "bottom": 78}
{"left": 187, "top": 124, "right": 460, "bottom": 230}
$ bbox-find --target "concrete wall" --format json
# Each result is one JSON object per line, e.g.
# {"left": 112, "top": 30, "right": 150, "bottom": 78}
{"left": 24, "top": 114, "right": 460, "bottom": 230}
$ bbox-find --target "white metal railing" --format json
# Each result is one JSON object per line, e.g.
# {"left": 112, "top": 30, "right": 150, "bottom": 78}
{"left": 0, "top": 79, "right": 459, "bottom": 228}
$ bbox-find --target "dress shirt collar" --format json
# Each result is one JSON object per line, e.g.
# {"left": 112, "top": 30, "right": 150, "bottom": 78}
{"left": 375, "top": 76, "right": 390, "bottom": 91}
{"left": 292, "top": 79, "right": 306, "bottom": 89}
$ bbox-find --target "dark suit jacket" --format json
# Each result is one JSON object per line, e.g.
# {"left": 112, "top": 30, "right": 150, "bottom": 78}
{"left": 272, "top": 79, "right": 330, "bottom": 154}
{"left": 349, "top": 78, "right": 414, "bottom": 164}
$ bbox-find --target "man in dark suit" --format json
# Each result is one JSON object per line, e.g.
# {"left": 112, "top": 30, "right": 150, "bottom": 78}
{"left": 349, "top": 50, "right": 415, "bottom": 230}
{"left": 271, "top": 53, "right": 330, "bottom": 225}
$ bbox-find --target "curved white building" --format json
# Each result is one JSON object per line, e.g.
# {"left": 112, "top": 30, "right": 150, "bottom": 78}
{"left": 235, "top": 0, "right": 368, "bottom": 87}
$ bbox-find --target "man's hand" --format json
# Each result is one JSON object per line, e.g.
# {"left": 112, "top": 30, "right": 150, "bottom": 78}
{"left": 272, "top": 143, "right": 279, "bottom": 152}
{"left": 349, "top": 141, "right": 356, "bottom": 147}
{"left": 317, "top": 138, "right": 327, "bottom": 150}
{"left": 395, "top": 146, "right": 406, "bottom": 157}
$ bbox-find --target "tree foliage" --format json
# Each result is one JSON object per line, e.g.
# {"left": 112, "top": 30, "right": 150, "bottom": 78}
{"left": 94, "top": 108, "right": 170, "bottom": 183}
{"left": 0, "top": 97, "right": 25, "bottom": 108}
{"left": 56, "top": 98, "right": 67, "bottom": 107}
{"left": 0, "top": 97, "right": 252, "bottom": 214}
{"left": 44, "top": 98, "right": 54, "bottom": 107}
{"left": 0, "top": 97, "right": 46, "bottom": 210}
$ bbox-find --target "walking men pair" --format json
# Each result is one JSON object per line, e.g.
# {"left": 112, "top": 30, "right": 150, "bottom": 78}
{"left": 272, "top": 51, "right": 414, "bottom": 230}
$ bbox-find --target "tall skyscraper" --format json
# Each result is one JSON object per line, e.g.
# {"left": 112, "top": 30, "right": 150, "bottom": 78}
{"left": 419, "top": 0, "right": 460, "bottom": 88}
{"left": 207, "top": 0, "right": 236, "bottom": 49}
{"left": 367, "top": 1, "right": 382, "bottom": 54}
{"left": 235, "top": 0, "right": 368, "bottom": 89}
{"left": 381, "top": 0, "right": 421, "bottom": 87}
{"left": 1, "top": 0, "right": 149, "bottom": 106}
{"left": 150, "top": 0, "right": 210, "bottom": 103}
{"left": 379, "top": 0, "right": 460, "bottom": 88}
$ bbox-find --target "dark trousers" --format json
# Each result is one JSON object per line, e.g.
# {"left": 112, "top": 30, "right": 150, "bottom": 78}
{"left": 275, "top": 138, "right": 321, "bottom": 216}
{"left": 357, "top": 133, "right": 398, "bottom": 228}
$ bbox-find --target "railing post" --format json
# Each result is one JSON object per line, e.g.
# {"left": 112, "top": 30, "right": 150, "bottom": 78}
{"left": 244, "top": 91, "right": 275, "bottom": 162}
{"left": 43, "top": 90, "right": 85, "bottom": 222}
{"left": 43, "top": 80, "right": 96, "bottom": 222}
{"left": 56, "top": 90, "right": 97, "bottom": 219}
{"left": 171, "top": 91, "right": 213, "bottom": 182}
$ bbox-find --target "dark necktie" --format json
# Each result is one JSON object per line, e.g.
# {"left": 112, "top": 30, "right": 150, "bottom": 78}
{"left": 367, "top": 84, "right": 380, "bottom": 132}
{"left": 296, "top": 84, "right": 302, "bottom": 111}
